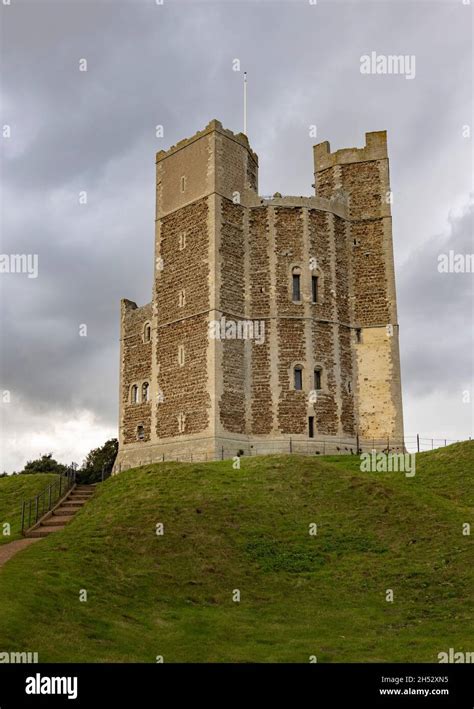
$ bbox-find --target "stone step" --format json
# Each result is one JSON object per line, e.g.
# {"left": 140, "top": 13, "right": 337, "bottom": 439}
{"left": 42, "top": 517, "right": 68, "bottom": 527}
{"left": 52, "top": 509, "right": 75, "bottom": 517}
{"left": 24, "top": 486, "right": 94, "bottom": 538}
{"left": 29, "top": 526, "right": 65, "bottom": 537}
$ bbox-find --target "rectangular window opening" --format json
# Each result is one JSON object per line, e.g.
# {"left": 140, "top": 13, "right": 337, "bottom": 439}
{"left": 314, "top": 369, "right": 322, "bottom": 390}
{"left": 294, "top": 368, "right": 303, "bottom": 391}
{"left": 292, "top": 274, "right": 301, "bottom": 302}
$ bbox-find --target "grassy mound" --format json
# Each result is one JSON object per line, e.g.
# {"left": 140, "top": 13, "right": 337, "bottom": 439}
{"left": 0, "top": 474, "right": 59, "bottom": 545}
{"left": 0, "top": 443, "right": 472, "bottom": 662}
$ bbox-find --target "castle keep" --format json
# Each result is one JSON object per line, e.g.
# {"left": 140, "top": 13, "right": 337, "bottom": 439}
{"left": 114, "top": 120, "right": 404, "bottom": 471}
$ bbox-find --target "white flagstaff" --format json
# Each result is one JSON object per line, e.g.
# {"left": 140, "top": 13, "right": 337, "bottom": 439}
{"left": 243, "top": 71, "right": 247, "bottom": 135}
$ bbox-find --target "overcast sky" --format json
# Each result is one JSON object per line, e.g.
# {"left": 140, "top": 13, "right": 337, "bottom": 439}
{"left": 0, "top": 0, "right": 472, "bottom": 472}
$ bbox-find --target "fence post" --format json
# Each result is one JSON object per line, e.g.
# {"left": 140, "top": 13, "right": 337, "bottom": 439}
{"left": 221, "top": 446, "right": 224, "bottom": 460}
{"left": 416, "top": 434, "right": 420, "bottom": 453}
{"left": 289, "top": 437, "right": 292, "bottom": 453}
{"left": 356, "top": 433, "right": 360, "bottom": 454}
{"left": 34, "top": 496, "right": 39, "bottom": 524}
{"left": 21, "top": 501, "right": 25, "bottom": 534}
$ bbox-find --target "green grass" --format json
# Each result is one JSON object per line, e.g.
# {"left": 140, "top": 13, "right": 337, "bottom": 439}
{"left": 0, "top": 474, "right": 59, "bottom": 545}
{"left": 0, "top": 443, "right": 472, "bottom": 662}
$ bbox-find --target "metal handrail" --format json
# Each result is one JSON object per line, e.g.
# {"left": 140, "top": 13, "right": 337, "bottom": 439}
{"left": 20, "top": 465, "right": 77, "bottom": 535}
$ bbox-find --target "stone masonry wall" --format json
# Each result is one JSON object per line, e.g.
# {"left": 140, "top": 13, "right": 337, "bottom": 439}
{"left": 155, "top": 196, "right": 211, "bottom": 439}
{"left": 312, "top": 321, "right": 338, "bottom": 435}
{"left": 351, "top": 220, "right": 389, "bottom": 326}
{"left": 277, "top": 319, "right": 307, "bottom": 434}
{"left": 156, "top": 314, "right": 210, "bottom": 438}
{"left": 220, "top": 199, "right": 245, "bottom": 314}
{"left": 121, "top": 302, "right": 153, "bottom": 444}
{"left": 249, "top": 208, "right": 272, "bottom": 434}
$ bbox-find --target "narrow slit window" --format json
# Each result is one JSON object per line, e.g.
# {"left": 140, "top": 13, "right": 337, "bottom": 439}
{"left": 294, "top": 366, "right": 303, "bottom": 391}
{"left": 292, "top": 273, "right": 301, "bottom": 302}
{"left": 137, "top": 425, "right": 145, "bottom": 441}
{"left": 311, "top": 275, "right": 318, "bottom": 304}
{"left": 144, "top": 323, "right": 151, "bottom": 343}
{"left": 308, "top": 416, "right": 315, "bottom": 439}
{"left": 314, "top": 368, "right": 322, "bottom": 391}
{"left": 131, "top": 384, "right": 138, "bottom": 404}
{"left": 180, "top": 176, "right": 186, "bottom": 193}
{"left": 142, "top": 382, "right": 149, "bottom": 402}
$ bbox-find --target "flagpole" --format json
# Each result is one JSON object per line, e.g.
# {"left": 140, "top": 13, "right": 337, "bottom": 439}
{"left": 243, "top": 71, "right": 247, "bottom": 135}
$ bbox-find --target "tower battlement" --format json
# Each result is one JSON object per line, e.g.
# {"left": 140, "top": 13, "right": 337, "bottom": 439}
{"left": 314, "top": 130, "right": 388, "bottom": 171}
{"left": 156, "top": 119, "right": 258, "bottom": 165}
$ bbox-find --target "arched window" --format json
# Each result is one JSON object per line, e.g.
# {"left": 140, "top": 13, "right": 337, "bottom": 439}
{"left": 142, "top": 382, "right": 149, "bottom": 402}
{"left": 294, "top": 365, "right": 303, "bottom": 391}
{"left": 131, "top": 384, "right": 138, "bottom": 404}
{"left": 144, "top": 323, "right": 151, "bottom": 343}
{"left": 314, "top": 368, "right": 322, "bottom": 391}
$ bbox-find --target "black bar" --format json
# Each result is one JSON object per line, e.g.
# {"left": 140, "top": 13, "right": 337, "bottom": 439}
{"left": 0, "top": 663, "right": 472, "bottom": 708}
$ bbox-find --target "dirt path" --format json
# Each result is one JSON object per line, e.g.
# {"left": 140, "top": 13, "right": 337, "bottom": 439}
{"left": 0, "top": 538, "right": 41, "bottom": 569}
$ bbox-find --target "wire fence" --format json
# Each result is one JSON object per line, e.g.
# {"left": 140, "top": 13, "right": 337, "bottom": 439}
{"left": 116, "top": 434, "right": 468, "bottom": 470}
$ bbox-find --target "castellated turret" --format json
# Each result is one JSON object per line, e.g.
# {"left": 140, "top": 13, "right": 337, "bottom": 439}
{"left": 114, "top": 120, "right": 404, "bottom": 470}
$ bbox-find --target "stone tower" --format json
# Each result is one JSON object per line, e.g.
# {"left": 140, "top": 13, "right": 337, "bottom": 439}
{"left": 114, "top": 120, "right": 404, "bottom": 471}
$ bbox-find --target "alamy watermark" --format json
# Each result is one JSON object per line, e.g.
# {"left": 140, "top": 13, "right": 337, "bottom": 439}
{"left": 360, "top": 451, "right": 416, "bottom": 478}
{"left": 208, "top": 317, "right": 265, "bottom": 345}
{"left": 360, "top": 52, "right": 416, "bottom": 80}
{"left": 438, "top": 648, "right": 474, "bottom": 663}
{"left": 437, "top": 250, "right": 473, "bottom": 273}
{"left": 0, "top": 254, "right": 38, "bottom": 279}
{"left": 0, "top": 651, "right": 38, "bottom": 663}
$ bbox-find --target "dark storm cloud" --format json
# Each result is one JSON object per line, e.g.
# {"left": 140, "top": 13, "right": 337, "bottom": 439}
{"left": 0, "top": 0, "right": 472, "bottom": 470}
{"left": 398, "top": 200, "right": 473, "bottom": 396}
